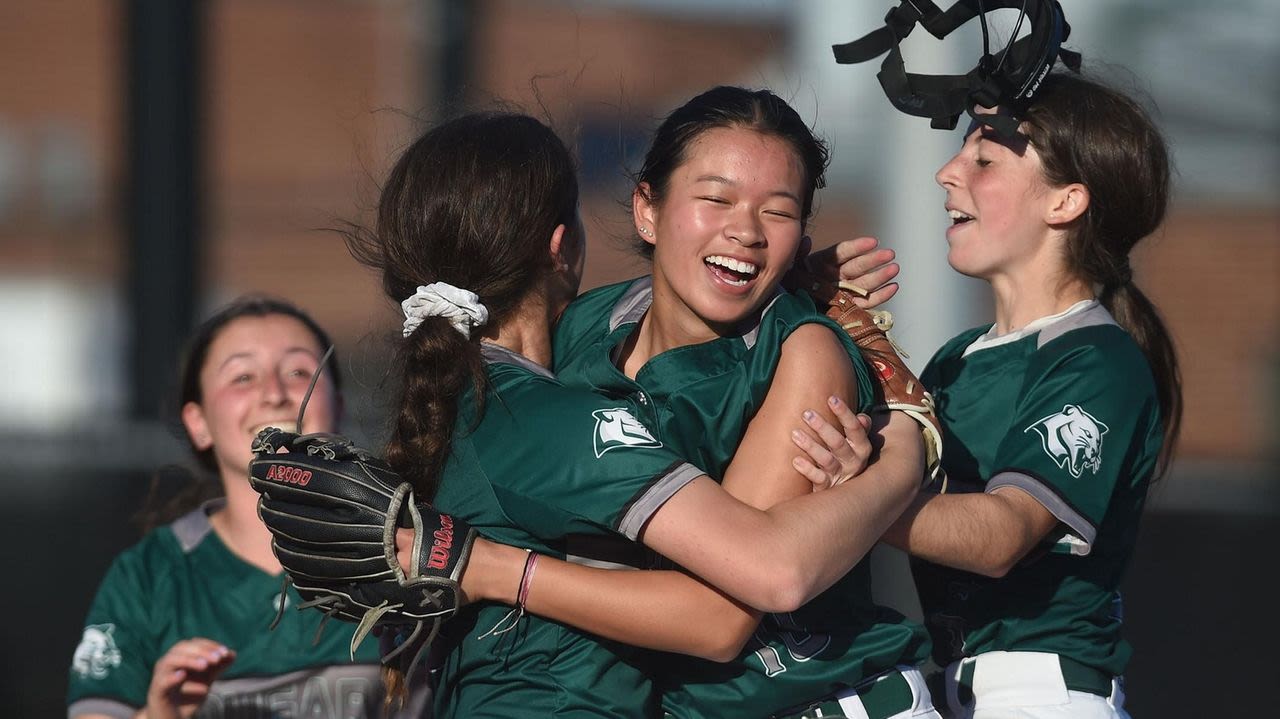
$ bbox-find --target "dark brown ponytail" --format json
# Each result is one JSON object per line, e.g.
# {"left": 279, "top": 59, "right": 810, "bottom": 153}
{"left": 1025, "top": 72, "right": 1182, "bottom": 479}
{"left": 384, "top": 315, "right": 486, "bottom": 501}
{"left": 344, "top": 112, "right": 580, "bottom": 500}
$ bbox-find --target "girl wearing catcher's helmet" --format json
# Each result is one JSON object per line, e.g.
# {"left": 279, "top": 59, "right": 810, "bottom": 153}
{"left": 818, "top": 71, "right": 1182, "bottom": 719}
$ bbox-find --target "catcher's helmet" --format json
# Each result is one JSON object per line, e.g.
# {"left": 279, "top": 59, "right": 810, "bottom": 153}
{"left": 832, "top": 0, "right": 1081, "bottom": 137}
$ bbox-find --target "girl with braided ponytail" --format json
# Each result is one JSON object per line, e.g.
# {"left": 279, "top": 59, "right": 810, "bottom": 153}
{"left": 819, "top": 71, "right": 1183, "bottom": 719}
{"left": 345, "top": 111, "right": 585, "bottom": 508}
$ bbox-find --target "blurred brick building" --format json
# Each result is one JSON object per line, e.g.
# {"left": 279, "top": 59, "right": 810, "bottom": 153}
{"left": 1, "top": 3, "right": 1276, "bottom": 717}
{"left": 2, "top": 0, "right": 1273, "bottom": 460}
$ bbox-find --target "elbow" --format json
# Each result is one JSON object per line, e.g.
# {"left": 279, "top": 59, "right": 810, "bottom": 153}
{"left": 975, "top": 561, "right": 1012, "bottom": 579}
{"left": 889, "top": 466, "right": 923, "bottom": 515}
{"left": 974, "top": 513, "right": 1047, "bottom": 578}
{"left": 701, "top": 603, "right": 757, "bottom": 660}
{"left": 701, "top": 645, "right": 741, "bottom": 664}
{"left": 701, "top": 615, "right": 760, "bottom": 663}
{"left": 971, "top": 543, "right": 1029, "bottom": 578}
{"left": 762, "top": 587, "right": 809, "bottom": 615}
{"left": 749, "top": 562, "right": 815, "bottom": 614}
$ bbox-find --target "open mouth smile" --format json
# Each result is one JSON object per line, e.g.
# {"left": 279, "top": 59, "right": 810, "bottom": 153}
{"left": 704, "top": 255, "right": 759, "bottom": 287}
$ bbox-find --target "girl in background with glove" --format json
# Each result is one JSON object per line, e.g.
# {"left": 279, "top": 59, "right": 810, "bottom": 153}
{"left": 67, "top": 296, "right": 428, "bottom": 719}
{"left": 317, "top": 86, "right": 942, "bottom": 719}
{"left": 814, "top": 72, "right": 1182, "bottom": 719}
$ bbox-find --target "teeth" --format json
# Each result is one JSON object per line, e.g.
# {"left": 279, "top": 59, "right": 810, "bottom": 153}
{"left": 705, "top": 255, "right": 759, "bottom": 276}
{"left": 948, "top": 209, "right": 973, "bottom": 221}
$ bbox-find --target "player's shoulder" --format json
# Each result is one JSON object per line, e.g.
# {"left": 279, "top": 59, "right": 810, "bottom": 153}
{"left": 760, "top": 322, "right": 863, "bottom": 411}
{"left": 127, "top": 512, "right": 195, "bottom": 557}
{"left": 760, "top": 288, "right": 826, "bottom": 329}
{"left": 554, "top": 277, "right": 650, "bottom": 364}
{"left": 93, "top": 517, "right": 189, "bottom": 596}
{"left": 1021, "top": 305, "right": 1157, "bottom": 411}
{"left": 754, "top": 290, "right": 847, "bottom": 351}
{"left": 481, "top": 346, "right": 624, "bottom": 421}
{"left": 776, "top": 319, "right": 851, "bottom": 368}
{"left": 1032, "top": 304, "right": 1150, "bottom": 375}
{"left": 1035, "top": 302, "right": 1136, "bottom": 351}
{"left": 491, "top": 371, "right": 621, "bottom": 420}
{"left": 128, "top": 503, "right": 223, "bottom": 567}
{"left": 483, "top": 344, "right": 562, "bottom": 387}
{"left": 766, "top": 286, "right": 820, "bottom": 315}
{"left": 574, "top": 276, "right": 644, "bottom": 304}
{"left": 559, "top": 277, "right": 647, "bottom": 330}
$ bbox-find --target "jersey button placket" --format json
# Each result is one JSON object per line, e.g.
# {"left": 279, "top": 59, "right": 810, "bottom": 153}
{"left": 633, "top": 391, "right": 660, "bottom": 431}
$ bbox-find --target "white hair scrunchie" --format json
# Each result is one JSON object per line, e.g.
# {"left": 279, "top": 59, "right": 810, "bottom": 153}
{"left": 401, "top": 282, "right": 490, "bottom": 339}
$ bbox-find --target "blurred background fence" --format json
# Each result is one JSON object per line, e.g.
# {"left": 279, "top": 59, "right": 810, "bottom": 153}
{"left": 1, "top": 1, "right": 1275, "bottom": 715}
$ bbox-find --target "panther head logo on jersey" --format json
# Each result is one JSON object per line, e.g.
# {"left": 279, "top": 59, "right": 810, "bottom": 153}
{"left": 1025, "top": 404, "right": 1109, "bottom": 478}
{"left": 72, "top": 624, "right": 122, "bottom": 680}
{"left": 592, "top": 408, "right": 662, "bottom": 457}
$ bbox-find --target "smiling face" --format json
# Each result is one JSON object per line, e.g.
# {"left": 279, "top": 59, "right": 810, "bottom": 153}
{"left": 181, "top": 314, "right": 338, "bottom": 481}
{"left": 935, "top": 120, "right": 1061, "bottom": 282}
{"left": 636, "top": 126, "right": 806, "bottom": 335}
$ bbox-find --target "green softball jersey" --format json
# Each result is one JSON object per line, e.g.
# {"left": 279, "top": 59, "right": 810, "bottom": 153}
{"left": 430, "top": 342, "right": 706, "bottom": 718}
{"left": 67, "top": 501, "right": 426, "bottom": 718}
{"left": 914, "top": 300, "right": 1163, "bottom": 677}
{"left": 553, "top": 277, "right": 932, "bottom": 719}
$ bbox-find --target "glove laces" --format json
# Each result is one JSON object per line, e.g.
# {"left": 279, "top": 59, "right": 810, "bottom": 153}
{"left": 834, "top": 279, "right": 911, "bottom": 360}
{"left": 865, "top": 308, "right": 909, "bottom": 359}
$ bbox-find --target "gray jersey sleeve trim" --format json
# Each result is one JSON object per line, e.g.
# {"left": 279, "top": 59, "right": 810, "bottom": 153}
{"left": 69, "top": 697, "right": 137, "bottom": 719}
{"left": 609, "top": 276, "right": 655, "bottom": 331}
{"left": 987, "top": 470, "right": 1097, "bottom": 553}
{"left": 1036, "top": 302, "right": 1118, "bottom": 349}
{"left": 616, "top": 461, "right": 703, "bottom": 540}
{"left": 565, "top": 554, "right": 642, "bottom": 570}
{"left": 564, "top": 533, "right": 650, "bottom": 569}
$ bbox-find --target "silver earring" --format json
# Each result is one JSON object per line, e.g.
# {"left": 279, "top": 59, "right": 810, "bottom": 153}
{"left": 639, "top": 227, "right": 654, "bottom": 238}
